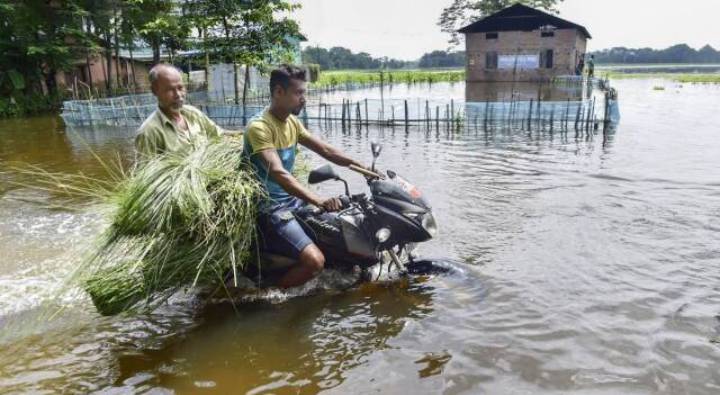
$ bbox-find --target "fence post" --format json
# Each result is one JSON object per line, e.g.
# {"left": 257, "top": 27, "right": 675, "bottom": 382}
{"left": 404, "top": 100, "right": 409, "bottom": 127}
{"left": 528, "top": 99, "right": 534, "bottom": 130}
{"left": 341, "top": 99, "right": 346, "bottom": 129}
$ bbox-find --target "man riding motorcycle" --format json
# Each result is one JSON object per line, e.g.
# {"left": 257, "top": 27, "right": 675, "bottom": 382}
{"left": 244, "top": 64, "right": 369, "bottom": 289}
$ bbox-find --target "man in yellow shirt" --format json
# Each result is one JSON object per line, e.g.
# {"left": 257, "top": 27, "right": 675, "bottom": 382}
{"left": 135, "top": 64, "right": 225, "bottom": 159}
{"left": 245, "top": 65, "right": 367, "bottom": 288}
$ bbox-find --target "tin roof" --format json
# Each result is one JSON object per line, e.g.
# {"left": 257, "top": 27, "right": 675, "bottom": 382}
{"left": 458, "top": 3, "right": 591, "bottom": 39}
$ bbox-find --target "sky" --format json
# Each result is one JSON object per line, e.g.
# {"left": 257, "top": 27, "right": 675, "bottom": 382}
{"left": 294, "top": 0, "right": 720, "bottom": 60}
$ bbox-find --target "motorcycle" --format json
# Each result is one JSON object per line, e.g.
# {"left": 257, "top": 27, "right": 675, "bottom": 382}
{"left": 247, "top": 141, "right": 439, "bottom": 285}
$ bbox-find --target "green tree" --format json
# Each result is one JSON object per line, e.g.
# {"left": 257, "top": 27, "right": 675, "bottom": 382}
{"left": 191, "top": 0, "right": 303, "bottom": 110}
{"left": 301, "top": 45, "right": 409, "bottom": 70}
{"left": 418, "top": 50, "right": 466, "bottom": 68}
{"left": 0, "top": 1, "right": 96, "bottom": 97}
{"left": 183, "top": 0, "right": 220, "bottom": 85}
{"left": 127, "top": 0, "right": 184, "bottom": 64}
{"left": 82, "top": 0, "right": 120, "bottom": 91}
{"left": 439, "top": 0, "right": 564, "bottom": 46}
{"left": 591, "top": 44, "right": 720, "bottom": 64}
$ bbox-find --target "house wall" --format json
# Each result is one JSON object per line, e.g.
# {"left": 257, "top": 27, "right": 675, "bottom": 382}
{"left": 465, "top": 29, "right": 587, "bottom": 82}
{"left": 207, "top": 64, "right": 269, "bottom": 102}
{"left": 55, "top": 55, "right": 151, "bottom": 93}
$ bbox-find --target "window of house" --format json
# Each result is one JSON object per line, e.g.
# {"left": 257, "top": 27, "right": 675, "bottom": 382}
{"left": 540, "top": 49, "right": 554, "bottom": 69}
{"left": 486, "top": 52, "right": 498, "bottom": 70}
{"left": 541, "top": 31, "right": 555, "bottom": 38}
{"left": 485, "top": 32, "right": 498, "bottom": 40}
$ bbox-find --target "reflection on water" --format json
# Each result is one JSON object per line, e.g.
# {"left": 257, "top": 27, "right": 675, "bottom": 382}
{"left": 1, "top": 80, "right": 720, "bottom": 393}
{"left": 465, "top": 81, "right": 586, "bottom": 102}
{"left": 0, "top": 116, "right": 135, "bottom": 200}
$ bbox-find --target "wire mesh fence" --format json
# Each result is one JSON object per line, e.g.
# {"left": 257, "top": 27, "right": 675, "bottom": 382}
{"left": 60, "top": 76, "right": 618, "bottom": 133}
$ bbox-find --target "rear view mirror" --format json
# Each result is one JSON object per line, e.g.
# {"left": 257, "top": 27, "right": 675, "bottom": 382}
{"left": 371, "top": 141, "right": 383, "bottom": 158}
{"left": 308, "top": 164, "right": 340, "bottom": 184}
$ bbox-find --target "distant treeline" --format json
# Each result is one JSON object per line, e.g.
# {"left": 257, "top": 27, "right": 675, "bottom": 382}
{"left": 301, "top": 46, "right": 466, "bottom": 70}
{"left": 304, "top": 43, "right": 720, "bottom": 72}
{"left": 301, "top": 46, "right": 410, "bottom": 70}
{"left": 418, "top": 50, "right": 466, "bottom": 68}
{"left": 591, "top": 44, "right": 720, "bottom": 64}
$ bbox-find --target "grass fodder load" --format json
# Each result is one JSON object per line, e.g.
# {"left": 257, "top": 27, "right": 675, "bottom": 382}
{"left": 80, "top": 139, "right": 265, "bottom": 315}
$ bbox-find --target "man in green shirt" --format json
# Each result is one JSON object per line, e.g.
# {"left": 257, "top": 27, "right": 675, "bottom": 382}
{"left": 135, "top": 64, "right": 225, "bottom": 159}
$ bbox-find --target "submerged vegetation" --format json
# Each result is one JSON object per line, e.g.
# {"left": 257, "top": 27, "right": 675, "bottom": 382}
{"left": 17, "top": 139, "right": 264, "bottom": 315}
{"left": 313, "top": 69, "right": 465, "bottom": 88}
{"left": 600, "top": 71, "right": 720, "bottom": 84}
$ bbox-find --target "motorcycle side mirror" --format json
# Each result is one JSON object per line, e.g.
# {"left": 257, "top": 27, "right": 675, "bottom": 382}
{"left": 308, "top": 164, "right": 340, "bottom": 185}
{"left": 371, "top": 141, "right": 383, "bottom": 158}
{"left": 370, "top": 141, "right": 383, "bottom": 172}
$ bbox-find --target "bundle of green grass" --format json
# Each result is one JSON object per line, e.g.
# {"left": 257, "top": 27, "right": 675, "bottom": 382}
{"left": 79, "top": 138, "right": 265, "bottom": 315}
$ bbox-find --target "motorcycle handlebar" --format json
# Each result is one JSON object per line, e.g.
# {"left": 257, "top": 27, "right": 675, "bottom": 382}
{"left": 339, "top": 195, "right": 351, "bottom": 207}
{"left": 312, "top": 195, "right": 353, "bottom": 215}
{"left": 349, "top": 164, "right": 384, "bottom": 179}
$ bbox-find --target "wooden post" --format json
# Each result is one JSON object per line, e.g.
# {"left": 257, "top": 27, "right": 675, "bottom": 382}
{"left": 404, "top": 100, "right": 409, "bottom": 127}
{"left": 347, "top": 101, "right": 352, "bottom": 128}
{"left": 528, "top": 99, "right": 534, "bottom": 130}
{"left": 380, "top": 71, "right": 385, "bottom": 120}
{"left": 605, "top": 91, "right": 612, "bottom": 130}
{"left": 364, "top": 99, "right": 369, "bottom": 126}
{"left": 564, "top": 99, "right": 571, "bottom": 131}
{"left": 574, "top": 103, "right": 582, "bottom": 131}
{"left": 426, "top": 100, "right": 430, "bottom": 130}
{"left": 341, "top": 99, "right": 346, "bottom": 129}
{"left": 445, "top": 104, "right": 450, "bottom": 132}
{"left": 536, "top": 99, "right": 542, "bottom": 131}
{"left": 435, "top": 106, "right": 440, "bottom": 132}
{"left": 484, "top": 102, "right": 489, "bottom": 130}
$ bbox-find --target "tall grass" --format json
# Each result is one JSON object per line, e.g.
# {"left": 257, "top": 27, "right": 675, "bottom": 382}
{"left": 313, "top": 69, "right": 465, "bottom": 88}
{"left": 13, "top": 138, "right": 265, "bottom": 315}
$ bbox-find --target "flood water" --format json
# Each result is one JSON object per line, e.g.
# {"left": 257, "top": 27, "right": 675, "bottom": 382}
{"left": 1, "top": 79, "right": 720, "bottom": 394}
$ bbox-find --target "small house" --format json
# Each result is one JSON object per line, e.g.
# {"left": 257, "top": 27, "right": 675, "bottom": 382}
{"left": 459, "top": 4, "right": 591, "bottom": 82}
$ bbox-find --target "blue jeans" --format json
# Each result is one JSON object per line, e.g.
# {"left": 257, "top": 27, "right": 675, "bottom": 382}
{"left": 258, "top": 197, "right": 314, "bottom": 258}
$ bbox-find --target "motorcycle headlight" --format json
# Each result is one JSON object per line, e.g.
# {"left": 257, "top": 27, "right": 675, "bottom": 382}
{"left": 403, "top": 211, "right": 438, "bottom": 237}
{"left": 421, "top": 212, "right": 438, "bottom": 237}
{"left": 375, "top": 227, "right": 391, "bottom": 243}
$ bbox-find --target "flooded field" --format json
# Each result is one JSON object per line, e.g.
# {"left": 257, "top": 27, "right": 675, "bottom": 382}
{"left": 1, "top": 79, "right": 720, "bottom": 394}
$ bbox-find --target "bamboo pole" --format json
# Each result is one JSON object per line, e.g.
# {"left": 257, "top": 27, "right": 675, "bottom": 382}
{"left": 574, "top": 103, "right": 582, "bottom": 132}
{"left": 528, "top": 99, "right": 534, "bottom": 130}
{"left": 404, "top": 100, "right": 409, "bottom": 127}
{"left": 341, "top": 99, "right": 346, "bottom": 129}
{"left": 435, "top": 106, "right": 440, "bottom": 132}
{"left": 364, "top": 98, "right": 369, "bottom": 126}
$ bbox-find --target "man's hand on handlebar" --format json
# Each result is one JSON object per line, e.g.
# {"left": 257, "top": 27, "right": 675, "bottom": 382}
{"left": 320, "top": 197, "right": 343, "bottom": 212}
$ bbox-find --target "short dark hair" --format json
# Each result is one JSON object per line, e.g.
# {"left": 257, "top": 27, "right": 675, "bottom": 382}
{"left": 270, "top": 64, "right": 306, "bottom": 94}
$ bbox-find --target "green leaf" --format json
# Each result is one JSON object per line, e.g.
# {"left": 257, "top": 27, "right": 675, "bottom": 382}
{"left": 7, "top": 70, "right": 25, "bottom": 91}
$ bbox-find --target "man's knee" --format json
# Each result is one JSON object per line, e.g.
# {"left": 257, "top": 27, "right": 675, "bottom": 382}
{"left": 299, "top": 244, "right": 325, "bottom": 273}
